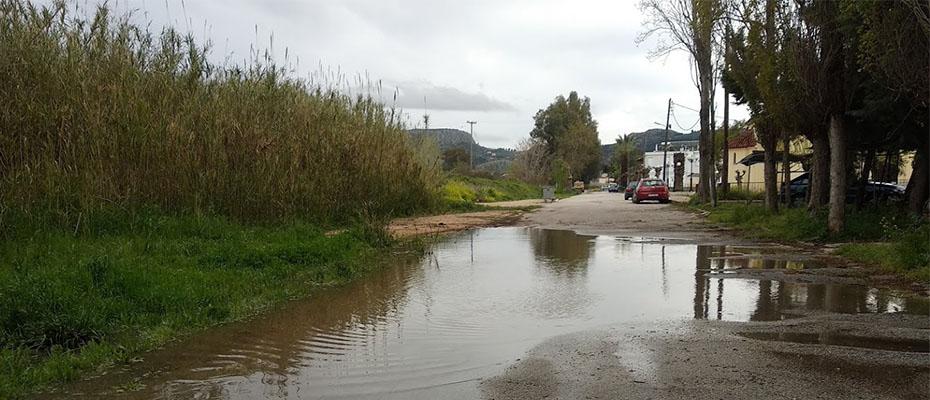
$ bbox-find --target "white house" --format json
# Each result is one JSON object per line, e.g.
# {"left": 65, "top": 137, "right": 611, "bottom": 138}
{"left": 643, "top": 139, "right": 700, "bottom": 191}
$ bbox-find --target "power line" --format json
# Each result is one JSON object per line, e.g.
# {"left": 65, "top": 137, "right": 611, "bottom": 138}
{"left": 671, "top": 101, "right": 741, "bottom": 124}
{"left": 671, "top": 109, "right": 700, "bottom": 131}
{"left": 671, "top": 101, "right": 701, "bottom": 113}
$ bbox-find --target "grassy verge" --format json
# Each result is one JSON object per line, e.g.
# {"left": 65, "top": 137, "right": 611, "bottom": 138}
{"left": 440, "top": 175, "right": 541, "bottom": 210}
{"left": 689, "top": 202, "right": 929, "bottom": 280}
{"left": 0, "top": 3, "right": 441, "bottom": 398}
{"left": 0, "top": 210, "right": 400, "bottom": 398}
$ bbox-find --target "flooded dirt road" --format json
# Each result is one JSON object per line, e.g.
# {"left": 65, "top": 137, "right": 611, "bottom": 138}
{"left": 46, "top": 193, "right": 929, "bottom": 399}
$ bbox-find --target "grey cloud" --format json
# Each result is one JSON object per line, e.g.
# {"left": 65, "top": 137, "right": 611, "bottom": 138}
{"left": 389, "top": 81, "right": 517, "bottom": 112}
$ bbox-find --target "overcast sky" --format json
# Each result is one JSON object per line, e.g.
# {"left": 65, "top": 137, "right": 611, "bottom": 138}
{"left": 79, "top": 0, "right": 748, "bottom": 148}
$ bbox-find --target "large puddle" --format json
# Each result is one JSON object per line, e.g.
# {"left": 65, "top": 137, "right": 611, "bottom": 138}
{"left": 49, "top": 228, "right": 928, "bottom": 399}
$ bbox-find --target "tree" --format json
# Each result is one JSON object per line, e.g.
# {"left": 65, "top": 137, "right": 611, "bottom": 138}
{"left": 722, "top": 0, "right": 787, "bottom": 212}
{"left": 441, "top": 148, "right": 470, "bottom": 171}
{"left": 530, "top": 92, "right": 602, "bottom": 182}
{"left": 510, "top": 138, "right": 551, "bottom": 185}
{"left": 853, "top": 0, "right": 930, "bottom": 214}
{"left": 639, "top": 0, "right": 726, "bottom": 204}
{"left": 611, "top": 134, "right": 644, "bottom": 186}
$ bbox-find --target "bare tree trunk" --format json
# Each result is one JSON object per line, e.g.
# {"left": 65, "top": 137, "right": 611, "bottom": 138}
{"left": 782, "top": 131, "right": 791, "bottom": 205}
{"left": 694, "top": 0, "right": 716, "bottom": 204}
{"left": 721, "top": 24, "right": 731, "bottom": 196}
{"left": 709, "top": 105, "right": 718, "bottom": 207}
{"left": 764, "top": 144, "right": 779, "bottom": 213}
{"left": 721, "top": 96, "right": 729, "bottom": 196}
{"left": 760, "top": 124, "right": 779, "bottom": 212}
{"left": 906, "top": 143, "right": 929, "bottom": 214}
{"left": 828, "top": 115, "right": 847, "bottom": 234}
{"left": 808, "top": 130, "right": 830, "bottom": 210}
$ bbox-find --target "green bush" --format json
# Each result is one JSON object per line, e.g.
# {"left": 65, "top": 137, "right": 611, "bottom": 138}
{"left": 441, "top": 180, "right": 478, "bottom": 209}
{"left": 438, "top": 175, "right": 540, "bottom": 210}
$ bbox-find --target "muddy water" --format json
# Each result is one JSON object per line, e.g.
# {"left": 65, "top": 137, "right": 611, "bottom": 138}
{"left": 51, "top": 228, "right": 928, "bottom": 400}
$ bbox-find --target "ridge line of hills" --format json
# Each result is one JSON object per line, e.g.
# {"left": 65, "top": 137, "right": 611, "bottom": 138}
{"left": 408, "top": 127, "right": 697, "bottom": 171}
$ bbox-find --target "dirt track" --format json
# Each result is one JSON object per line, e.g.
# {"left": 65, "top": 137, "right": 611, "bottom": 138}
{"left": 477, "top": 191, "right": 930, "bottom": 400}
{"left": 517, "top": 190, "right": 727, "bottom": 239}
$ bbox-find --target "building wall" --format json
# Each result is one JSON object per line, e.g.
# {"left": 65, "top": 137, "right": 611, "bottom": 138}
{"left": 897, "top": 151, "right": 915, "bottom": 186}
{"left": 644, "top": 150, "right": 700, "bottom": 191}
{"left": 727, "top": 145, "right": 805, "bottom": 193}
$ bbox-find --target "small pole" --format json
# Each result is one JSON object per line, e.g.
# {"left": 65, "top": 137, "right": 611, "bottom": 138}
{"left": 466, "top": 120, "right": 477, "bottom": 170}
{"left": 662, "top": 98, "right": 672, "bottom": 182}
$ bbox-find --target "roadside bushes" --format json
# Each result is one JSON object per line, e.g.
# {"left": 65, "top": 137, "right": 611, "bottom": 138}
{"left": 440, "top": 175, "right": 540, "bottom": 209}
{"left": 0, "top": 0, "right": 441, "bottom": 229}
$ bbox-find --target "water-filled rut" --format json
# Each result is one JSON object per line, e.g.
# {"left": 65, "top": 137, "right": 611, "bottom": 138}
{"left": 49, "top": 228, "right": 927, "bottom": 399}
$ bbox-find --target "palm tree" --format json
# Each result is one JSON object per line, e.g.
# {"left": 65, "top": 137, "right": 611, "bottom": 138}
{"left": 611, "top": 134, "right": 643, "bottom": 186}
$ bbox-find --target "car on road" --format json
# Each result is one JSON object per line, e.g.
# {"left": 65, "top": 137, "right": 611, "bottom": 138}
{"left": 632, "top": 179, "right": 670, "bottom": 204}
{"left": 780, "top": 172, "right": 905, "bottom": 204}
{"left": 624, "top": 181, "right": 639, "bottom": 200}
{"left": 607, "top": 182, "right": 619, "bottom": 192}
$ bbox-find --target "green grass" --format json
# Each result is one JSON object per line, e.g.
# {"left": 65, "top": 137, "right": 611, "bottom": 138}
{"left": 717, "top": 188, "right": 765, "bottom": 201}
{"left": 836, "top": 225, "right": 930, "bottom": 281}
{"left": 0, "top": 210, "right": 398, "bottom": 398}
{"left": 440, "top": 175, "right": 541, "bottom": 210}
{"left": 692, "top": 203, "right": 930, "bottom": 280}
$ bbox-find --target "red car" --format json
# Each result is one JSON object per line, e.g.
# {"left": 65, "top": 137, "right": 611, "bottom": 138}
{"left": 632, "top": 179, "right": 670, "bottom": 204}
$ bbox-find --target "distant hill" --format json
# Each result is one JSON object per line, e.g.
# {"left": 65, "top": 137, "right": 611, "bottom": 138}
{"left": 408, "top": 128, "right": 515, "bottom": 167}
{"left": 410, "top": 127, "right": 700, "bottom": 170}
{"left": 601, "top": 128, "right": 698, "bottom": 165}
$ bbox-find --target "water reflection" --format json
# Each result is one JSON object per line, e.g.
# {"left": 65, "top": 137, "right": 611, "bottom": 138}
{"left": 691, "top": 245, "right": 929, "bottom": 320}
{"left": 528, "top": 228, "right": 594, "bottom": 273}
{"left": 51, "top": 228, "right": 929, "bottom": 400}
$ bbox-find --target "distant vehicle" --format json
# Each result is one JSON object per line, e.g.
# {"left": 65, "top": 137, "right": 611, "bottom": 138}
{"left": 780, "top": 172, "right": 905, "bottom": 204}
{"left": 632, "top": 179, "right": 670, "bottom": 204}
{"left": 607, "top": 182, "right": 620, "bottom": 192}
{"left": 573, "top": 180, "right": 585, "bottom": 193}
{"left": 624, "top": 181, "right": 639, "bottom": 200}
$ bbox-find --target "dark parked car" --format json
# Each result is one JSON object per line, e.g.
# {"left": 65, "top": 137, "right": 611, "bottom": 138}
{"left": 624, "top": 181, "right": 639, "bottom": 200}
{"left": 632, "top": 179, "right": 670, "bottom": 204}
{"left": 780, "top": 172, "right": 905, "bottom": 204}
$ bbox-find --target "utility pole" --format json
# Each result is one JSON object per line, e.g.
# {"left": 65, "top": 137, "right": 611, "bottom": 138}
{"left": 467, "top": 120, "right": 477, "bottom": 170}
{"left": 662, "top": 98, "right": 672, "bottom": 182}
{"left": 721, "top": 19, "right": 731, "bottom": 195}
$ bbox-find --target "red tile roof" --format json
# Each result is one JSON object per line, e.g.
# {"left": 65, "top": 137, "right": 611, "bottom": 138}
{"left": 727, "top": 129, "right": 758, "bottom": 149}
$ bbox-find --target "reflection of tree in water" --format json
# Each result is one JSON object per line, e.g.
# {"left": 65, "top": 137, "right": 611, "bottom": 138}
{"left": 523, "top": 229, "right": 597, "bottom": 319}
{"left": 527, "top": 229, "right": 594, "bottom": 276}
{"left": 693, "top": 245, "right": 928, "bottom": 321}
{"left": 65, "top": 253, "right": 427, "bottom": 399}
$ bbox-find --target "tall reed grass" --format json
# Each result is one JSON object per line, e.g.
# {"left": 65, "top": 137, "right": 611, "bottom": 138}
{"left": 0, "top": 0, "right": 441, "bottom": 231}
